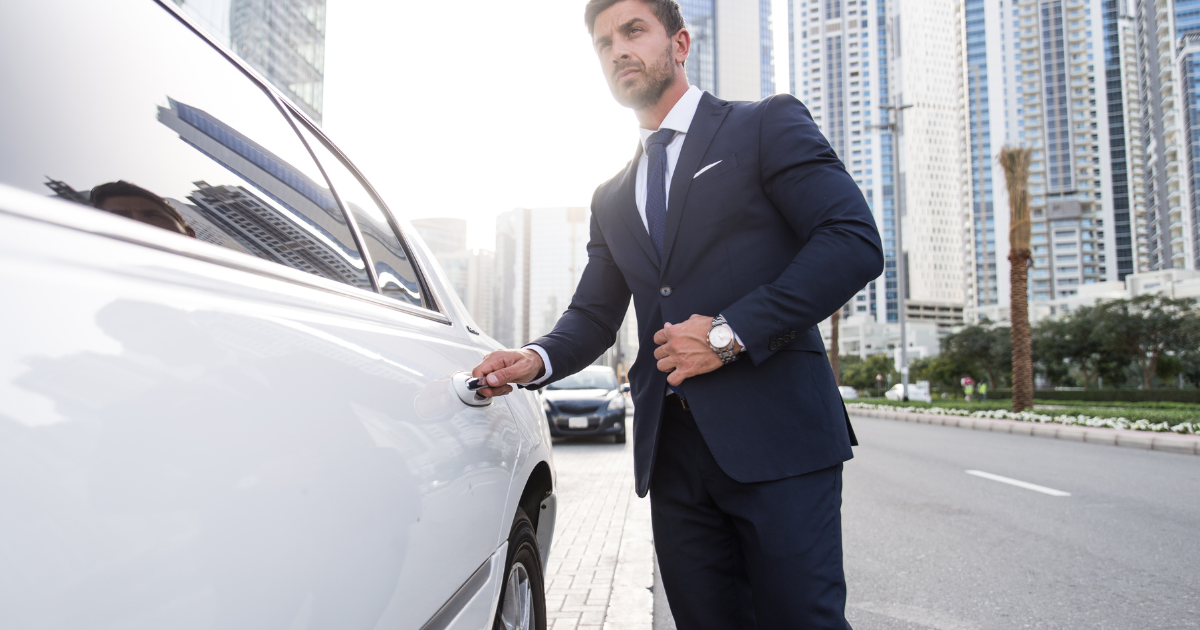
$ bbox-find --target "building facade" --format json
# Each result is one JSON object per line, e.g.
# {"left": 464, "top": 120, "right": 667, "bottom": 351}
{"left": 172, "top": 0, "right": 326, "bottom": 123}
{"left": 411, "top": 218, "right": 494, "bottom": 336}
{"left": 955, "top": 0, "right": 1140, "bottom": 325}
{"left": 681, "top": 0, "right": 776, "bottom": 100}
{"left": 789, "top": 0, "right": 966, "bottom": 329}
{"left": 492, "top": 208, "right": 638, "bottom": 373}
{"left": 1133, "top": 0, "right": 1200, "bottom": 274}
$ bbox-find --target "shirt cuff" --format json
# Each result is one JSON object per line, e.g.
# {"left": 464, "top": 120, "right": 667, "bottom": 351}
{"left": 523, "top": 344, "right": 553, "bottom": 386}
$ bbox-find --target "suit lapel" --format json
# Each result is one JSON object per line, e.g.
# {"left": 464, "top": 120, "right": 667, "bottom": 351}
{"left": 615, "top": 143, "right": 661, "bottom": 269}
{"left": 660, "top": 93, "right": 732, "bottom": 269}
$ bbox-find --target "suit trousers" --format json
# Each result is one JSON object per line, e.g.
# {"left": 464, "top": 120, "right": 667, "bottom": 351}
{"left": 650, "top": 397, "right": 852, "bottom": 629}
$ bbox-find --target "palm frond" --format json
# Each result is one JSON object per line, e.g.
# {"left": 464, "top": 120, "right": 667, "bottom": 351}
{"left": 997, "top": 146, "right": 1033, "bottom": 252}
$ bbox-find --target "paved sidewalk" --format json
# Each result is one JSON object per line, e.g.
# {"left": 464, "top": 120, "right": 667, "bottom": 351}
{"left": 543, "top": 437, "right": 654, "bottom": 630}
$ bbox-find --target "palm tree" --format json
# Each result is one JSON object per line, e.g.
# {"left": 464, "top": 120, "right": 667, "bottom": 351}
{"left": 998, "top": 146, "right": 1034, "bottom": 412}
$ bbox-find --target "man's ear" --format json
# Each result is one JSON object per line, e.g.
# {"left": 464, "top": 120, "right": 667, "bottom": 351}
{"left": 673, "top": 27, "right": 691, "bottom": 64}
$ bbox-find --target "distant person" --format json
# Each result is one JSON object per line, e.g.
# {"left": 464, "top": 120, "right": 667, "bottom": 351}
{"left": 965, "top": 381, "right": 975, "bottom": 403}
{"left": 91, "top": 180, "right": 195, "bottom": 237}
{"left": 978, "top": 381, "right": 988, "bottom": 402}
{"left": 468, "top": 0, "right": 883, "bottom": 626}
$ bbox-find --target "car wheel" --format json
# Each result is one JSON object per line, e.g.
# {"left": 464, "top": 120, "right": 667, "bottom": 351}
{"left": 494, "top": 508, "right": 546, "bottom": 630}
{"left": 614, "top": 430, "right": 626, "bottom": 444}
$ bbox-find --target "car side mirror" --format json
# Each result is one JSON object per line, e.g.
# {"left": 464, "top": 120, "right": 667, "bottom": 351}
{"left": 620, "top": 383, "right": 630, "bottom": 393}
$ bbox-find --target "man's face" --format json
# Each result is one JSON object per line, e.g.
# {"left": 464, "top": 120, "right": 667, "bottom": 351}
{"left": 99, "top": 195, "right": 193, "bottom": 236}
{"left": 592, "top": 1, "right": 682, "bottom": 109}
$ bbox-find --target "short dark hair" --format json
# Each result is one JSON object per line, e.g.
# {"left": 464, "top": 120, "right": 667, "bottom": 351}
{"left": 585, "top": 0, "right": 686, "bottom": 37}
{"left": 90, "top": 180, "right": 186, "bottom": 226}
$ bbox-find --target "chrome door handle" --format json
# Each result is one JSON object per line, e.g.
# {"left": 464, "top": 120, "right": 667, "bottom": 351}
{"left": 452, "top": 371, "right": 492, "bottom": 407}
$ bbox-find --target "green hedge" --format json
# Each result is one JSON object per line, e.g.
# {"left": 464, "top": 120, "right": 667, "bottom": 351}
{"left": 989, "top": 389, "right": 1200, "bottom": 404}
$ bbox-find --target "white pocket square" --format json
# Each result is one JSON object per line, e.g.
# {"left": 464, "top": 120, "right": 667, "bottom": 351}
{"left": 693, "top": 160, "right": 723, "bottom": 179}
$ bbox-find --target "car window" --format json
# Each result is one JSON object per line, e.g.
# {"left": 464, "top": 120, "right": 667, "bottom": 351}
{"left": 0, "top": 0, "right": 371, "bottom": 291}
{"left": 548, "top": 371, "right": 619, "bottom": 391}
{"left": 289, "top": 116, "right": 429, "bottom": 309}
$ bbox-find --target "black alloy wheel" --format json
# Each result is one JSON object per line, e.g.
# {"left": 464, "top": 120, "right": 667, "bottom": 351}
{"left": 494, "top": 508, "right": 546, "bottom": 630}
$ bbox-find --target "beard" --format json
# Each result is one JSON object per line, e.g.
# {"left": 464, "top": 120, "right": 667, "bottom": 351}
{"left": 608, "top": 44, "right": 677, "bottom": 109}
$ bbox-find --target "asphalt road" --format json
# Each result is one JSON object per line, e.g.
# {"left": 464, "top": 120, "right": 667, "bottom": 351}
{"left": 843, "top": 416, "right": 1200, "bottom": 630}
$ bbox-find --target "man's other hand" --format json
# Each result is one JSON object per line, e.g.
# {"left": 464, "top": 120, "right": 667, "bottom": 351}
{"left": 471, "top": 348, "right": 546, "bottom": 398}
{"left": 653, "top": 314, "right": 739, "bottom": 386}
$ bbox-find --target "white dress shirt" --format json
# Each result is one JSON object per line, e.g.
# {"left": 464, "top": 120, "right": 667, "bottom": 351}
{"left": 524, "top": 85, "right": 736, "bottom": 387}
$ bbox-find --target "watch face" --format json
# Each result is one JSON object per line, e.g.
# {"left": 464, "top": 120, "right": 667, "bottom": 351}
{"left": 709, "top": 325, "right": 733, "bottom": 348}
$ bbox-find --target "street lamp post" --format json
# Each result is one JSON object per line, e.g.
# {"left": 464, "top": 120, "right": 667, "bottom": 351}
{"left": 868, "top": 101, "right": 914, "bottom": 400}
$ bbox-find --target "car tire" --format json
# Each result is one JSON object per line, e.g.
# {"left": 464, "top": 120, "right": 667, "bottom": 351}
{"left": 494, "top": 508, "right": 546, "bottom": 630}
{"left": 614, "top": 431, "right": 626, "bottom": 444}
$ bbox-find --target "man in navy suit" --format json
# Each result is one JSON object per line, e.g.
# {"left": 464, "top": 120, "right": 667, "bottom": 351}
{"left": 472, "top": 0, "right": 883, "bottom": 626}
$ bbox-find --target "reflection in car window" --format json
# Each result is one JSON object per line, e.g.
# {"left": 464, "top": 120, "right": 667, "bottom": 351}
{"left": 290, "top": 118, "right": 427, "bottom": 308}
{"left": 548, "top": 371, "right": 619, "bottom": 391}
{"left": 0, "top": 0, "right": 370, "bottom": 291}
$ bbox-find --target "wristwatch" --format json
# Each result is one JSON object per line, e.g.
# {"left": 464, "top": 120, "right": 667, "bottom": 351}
{"left": 708, "top": 315, "right": 738, "bottom": 365}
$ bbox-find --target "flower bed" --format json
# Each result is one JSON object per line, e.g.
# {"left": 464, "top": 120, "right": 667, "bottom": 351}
{"left": 847, "top": 402, "right": 1199, "bottom": 435}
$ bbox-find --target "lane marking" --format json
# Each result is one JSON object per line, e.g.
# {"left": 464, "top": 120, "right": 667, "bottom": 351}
{"left": 965, "top": 470, "right": 1071, "bottom": 497}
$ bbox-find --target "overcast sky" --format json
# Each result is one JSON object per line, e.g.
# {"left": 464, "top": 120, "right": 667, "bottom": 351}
{"left": 323, "top": 0, "right": 792, "bottom": 250}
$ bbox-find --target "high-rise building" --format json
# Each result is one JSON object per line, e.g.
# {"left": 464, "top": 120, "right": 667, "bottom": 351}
{"left": 956, "top": 0, "right": 1131, "bottom": 323}
{"left": 681, "top": 0, "right": 776, "bottom": 100}
{"left": 789, "top": 0, "right": 965, "bottom": 328}
{"left": 172, "top": 0, "right": 326, "bottom": 123}
{"left": 411, "top": 218, "right": 494, "bottom": 336}
{"left": 493, "top": 208, "right": 638, "bottom": 372}
{"left": 1132, "top": 0, "right": 1200, "bottom": 273}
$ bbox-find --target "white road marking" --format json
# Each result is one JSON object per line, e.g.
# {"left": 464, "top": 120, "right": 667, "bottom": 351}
{"left": 965, "top": 470, "right": 1071, "bottom": 497}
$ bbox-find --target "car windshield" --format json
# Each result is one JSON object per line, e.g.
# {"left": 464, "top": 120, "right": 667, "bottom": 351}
{"left": 548, "top": 371, "right": 618, "bottom": 391}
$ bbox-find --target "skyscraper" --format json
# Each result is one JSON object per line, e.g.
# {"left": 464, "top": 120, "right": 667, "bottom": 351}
{"left": 957, "top": 0, "right": 1129, "bottom": 322}
{"left": 172, "top": 0, "right": 326, "bottom": 123}
{"left": 680, "top": 0, "right": 776, "bottom": 100}
{"left": 789, "top": 0, "right": 965, "bottom": 327}
{"left": 411, "top": 218, "right": 495, "bottom": 336}
{"left": 492, "top": 208, "right": 638, "bottom": 371}
{"left": 1132, "top": 0, "right": 1200, "bottom": 273}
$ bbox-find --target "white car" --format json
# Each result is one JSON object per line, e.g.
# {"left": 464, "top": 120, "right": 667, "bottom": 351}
{"left": 0, "top": 2, "right": 554, "bottom": 628}
{"left": 884, "top": 384, "right": 934, "bottom": 403}
{"left": 837, "top": 386, "right": 859, "bottom": 400}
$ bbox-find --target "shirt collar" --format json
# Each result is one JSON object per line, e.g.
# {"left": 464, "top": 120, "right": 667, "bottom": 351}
{"left": 638, "top": 85, "right": 703, "bottom": 150}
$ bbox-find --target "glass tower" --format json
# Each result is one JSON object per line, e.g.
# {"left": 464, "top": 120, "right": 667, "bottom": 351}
{"left": 172, "top": 0, "right": 326, "bottom": 124}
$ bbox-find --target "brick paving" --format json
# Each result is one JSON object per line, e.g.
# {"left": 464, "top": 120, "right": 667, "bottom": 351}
{"left": 543, "top": 437, "right": 645, "bottom": 630}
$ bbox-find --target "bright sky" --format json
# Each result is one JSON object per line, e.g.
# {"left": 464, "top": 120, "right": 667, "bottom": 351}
{"left": 323, "top": 0, "right": 793, "bottom": 250}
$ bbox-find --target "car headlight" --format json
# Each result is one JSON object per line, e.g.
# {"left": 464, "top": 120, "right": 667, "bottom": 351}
{"left": 607, "top": 396, "right": 625, "bottom": 411}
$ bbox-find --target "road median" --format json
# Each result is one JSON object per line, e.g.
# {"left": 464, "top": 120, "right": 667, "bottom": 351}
{"left": 848, "top": 406, "right": 1200, "bottom": 455}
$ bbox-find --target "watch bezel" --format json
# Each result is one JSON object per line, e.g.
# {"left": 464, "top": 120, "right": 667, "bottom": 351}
{"left": 708, "top": 324, "right": 734, "bottom": 349}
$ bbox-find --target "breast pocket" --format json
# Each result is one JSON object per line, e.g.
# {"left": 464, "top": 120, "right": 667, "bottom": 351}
{"left": 689, "top": 153, "right": 739, "bottom": 189}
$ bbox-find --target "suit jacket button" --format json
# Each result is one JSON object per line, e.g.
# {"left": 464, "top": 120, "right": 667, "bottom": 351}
{"left": 660, "top": 286, "right": 672, "bottom": 297}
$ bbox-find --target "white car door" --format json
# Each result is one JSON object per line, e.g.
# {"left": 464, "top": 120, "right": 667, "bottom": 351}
{"left": 0, "top": 1, "right": 527, "bottom": 627}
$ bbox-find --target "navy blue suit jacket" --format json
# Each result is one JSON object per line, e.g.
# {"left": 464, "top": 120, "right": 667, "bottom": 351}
{"left": 531, "top": 92, "right": 884, "bottom": 497}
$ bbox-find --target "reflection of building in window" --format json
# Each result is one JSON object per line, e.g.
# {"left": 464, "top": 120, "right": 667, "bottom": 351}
{"left": 157, "top": 96, "right": 370, "bottom": 289}
{"left": 351, "top": 209, "right": 422, "bottom": 301}
{"left": 170, "top": 197, "right": 254, "bottom": 254}
{"left": 187, "top": 181, "right": 363, "bottom": 286}
{"left": 44, "top": 178, "right": 91, "bottom": 205}
{"left": 171, "top": 0, "right": 326, "bottom": 124}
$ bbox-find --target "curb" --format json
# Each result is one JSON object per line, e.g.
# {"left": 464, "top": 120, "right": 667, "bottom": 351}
{"left": 604, "top": 489, "right": 654, "bottom": 630}
{"left": 849, "top": 408, "right": 1200, "bottom": 455}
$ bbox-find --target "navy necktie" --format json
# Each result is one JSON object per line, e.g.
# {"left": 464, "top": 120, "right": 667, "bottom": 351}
{"left": 646, "top": 128, "right": 683, "bottom": 397}
{"left": 645, "top": 128, "right": 676, "bottom": 257}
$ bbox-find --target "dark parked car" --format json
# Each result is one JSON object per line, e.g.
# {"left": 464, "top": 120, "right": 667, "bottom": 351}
{"left": 543, "top": 366, "right": 630, "bottom": 443}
